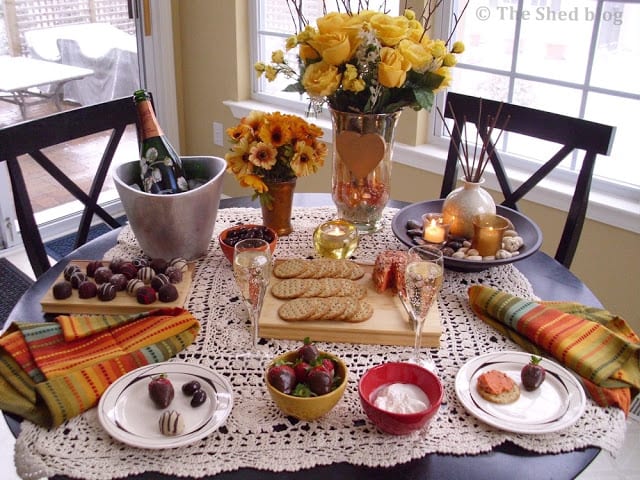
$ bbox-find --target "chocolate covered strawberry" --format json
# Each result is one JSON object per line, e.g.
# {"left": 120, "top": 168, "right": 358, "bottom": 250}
{"left": 298, "top": 337, "right": 319, "bottom": 364}
{"left": 521, "top": 356, "right": 546, "bottom": 391}
{"left": 267, "top": 364, "right": 297, "bottom": 395}
{"left": 148, "top": 374, "right": 175, "bottom": 408}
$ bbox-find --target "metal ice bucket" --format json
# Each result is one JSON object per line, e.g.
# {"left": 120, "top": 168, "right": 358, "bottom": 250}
{"left": 114, "top": 156, "right": 226, "bottom": 260}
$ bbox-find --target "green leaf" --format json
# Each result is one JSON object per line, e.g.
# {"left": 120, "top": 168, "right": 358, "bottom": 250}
{"left": 414, "top": 88, "right": 435, "bottom": 111}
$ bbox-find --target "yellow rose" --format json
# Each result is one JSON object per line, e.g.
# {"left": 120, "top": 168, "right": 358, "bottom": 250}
{"left": 309, "top": 32, "right": 351, "bottom": 65}
{"left": 302, "top": 61, "right": 341, "bottom": 97}
{"left": 377, "top": 47, "right": 411, "bottom": 88}
{"left": 397, "top": 39, "right": 433, "bottom": 72}
{"left": 433, "top": 67, "right": 452, "bottom": 91}
{"left": 271, "top": 50, "right": 285, "bottom": 64}
{"left": 404, "top": 9, "right": 416, "bottom": 21}
{"left": 342, "top": 64, "right": 365, "bottom": 93}
{"left": 316, "top": 12, "right": 350, "bottom": 35}
{"left": 299, "top": 44, "right": 319, "bottom": 62}
{"left": 452, "top": 41, "right": 465, "bottom": 54}
{"left": 370, "top": 13, "right": 409, "bottom": 46}
{"left": 406, "top": 19, "right": 424, "bottom": 42}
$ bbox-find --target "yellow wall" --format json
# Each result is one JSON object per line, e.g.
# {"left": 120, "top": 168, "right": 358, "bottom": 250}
{"left": 173, "top": 1, "right": 639, "bottom": 331}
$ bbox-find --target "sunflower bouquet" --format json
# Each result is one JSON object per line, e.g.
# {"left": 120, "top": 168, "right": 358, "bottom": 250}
{"left": 225, "top": 111, "right": 327, "bottom": 206}
{"left": 255, "top": 1, "right": 466, "bottom": 114}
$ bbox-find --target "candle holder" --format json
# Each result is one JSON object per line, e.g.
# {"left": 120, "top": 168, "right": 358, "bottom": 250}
{"left": 471, "top": 214, "right": 510, "bottom": 256}
{"left": 421, "top": 213, "right": 450, "bottom": 244}
{"left": 313, "top": 219, "right": 359, "bottom": 259}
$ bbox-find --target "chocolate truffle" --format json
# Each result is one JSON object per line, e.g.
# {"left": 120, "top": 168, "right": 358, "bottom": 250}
{"left": 165, "top": 266, "right": 183, "bottom": 284}
{"left": 150, "top": 258, "right": 168, "bottom": 274}
{"left": 94, "top": 266, "right": 113, "bottom": 284}
{"left": 158, "top": 283, "right": 179, "bottom": 302}
{"left": 52, "top": 281, "right": 72, "bottom": 300}
{"left": 132, "top": 256, "right": 150, "bottom": 269}
{"left": 63, "top": 264, "right": 81, "bottom": 281}
{"left": 137, "top": 266, "right": 155, "bottom": 284}
{"left": 151, "top": 273, "right": 170, "bottom": 291}
{"left": 97, "top": 283, "right": 117, "bottom": 301}
{"left": 109, "top": 273, "right": 128, "bottom": 291}
{"left": 136, "top": 286, "right": 157, "bottom": 305}
{"left": 86, "top": 260, "right": 104, "bottom": 277}
{"left": 126, "top": 278, "right": 144, "bottom": 297}
{"left": 70, "top": 271, "right": 87, "bottom": 289}
{"left": 78, "top": 281, "right": 98, "bottom": 299}
{"left": 118, "top": 262, "right": 138, "bottom": 280}
{"left": 168, "top": 257, "right": 188, "bottom": 273}
{"left": 109, "top": 257, "right": 125, "bottom": 273}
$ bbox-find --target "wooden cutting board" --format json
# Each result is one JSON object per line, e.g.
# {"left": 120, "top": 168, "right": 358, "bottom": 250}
{"left": 259, "top": 264, "right": 441, "bottom": 347}
{"left": 40, "top": 260, "right": 194, "bottom": 315}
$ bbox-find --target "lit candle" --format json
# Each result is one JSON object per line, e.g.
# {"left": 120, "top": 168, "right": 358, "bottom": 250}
{"left": 313, "top": 219, "right": 359, "bottom": 259}
{"left": 421, "top": 213, "right": 450, "bottom": 244}
{"left": 471, "top": 214, "right": 510, "bottom": 256}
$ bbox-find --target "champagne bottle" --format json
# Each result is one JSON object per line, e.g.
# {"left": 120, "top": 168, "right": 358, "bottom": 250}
{"left": 133, "top": 89, "right": 189, "bottom": 194}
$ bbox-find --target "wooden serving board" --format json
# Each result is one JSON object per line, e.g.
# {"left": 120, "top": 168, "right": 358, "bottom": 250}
{"left": 40, "top": 260, "right": 195, "bottom": 315}
{"left": 259, "top": 264, "right": 441, "bottom": 347}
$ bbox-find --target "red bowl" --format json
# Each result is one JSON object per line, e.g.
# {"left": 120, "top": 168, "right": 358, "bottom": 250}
{"left": 358, "top": 362, "right": 443, "bottom": 435}
{"left": 218, "top": 224, "right": 277, "bottom": 263}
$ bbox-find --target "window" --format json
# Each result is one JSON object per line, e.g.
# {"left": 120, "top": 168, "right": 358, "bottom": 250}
{"left": 249, "top": 0, "right": 639, "bottom": 231}
{"left": 441, "top": 0, "right": 639, "bottom": 197}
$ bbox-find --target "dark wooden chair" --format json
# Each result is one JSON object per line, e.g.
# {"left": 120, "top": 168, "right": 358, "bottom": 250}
{"left": 0, "top": 96, "right": 139, "bottom": 278}
{"left": 440, "top": 92, "right": 616, "bottom": 268}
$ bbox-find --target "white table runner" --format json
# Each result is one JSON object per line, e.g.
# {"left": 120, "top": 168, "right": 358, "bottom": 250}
{"left": 15, "top": 207, "right": 626, "bottom": 480}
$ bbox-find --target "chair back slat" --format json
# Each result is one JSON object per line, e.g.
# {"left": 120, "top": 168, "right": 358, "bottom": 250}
{"left": 0, "top": 96, "right": 139, "bottom": 278}
{"left": 441, "top": 92, "right": 616, "bottom": 268}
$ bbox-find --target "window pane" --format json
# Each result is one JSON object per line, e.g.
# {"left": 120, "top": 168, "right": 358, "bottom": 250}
{"left": 453, "top": 0, "right": 515, "bottom": 72}
{"left": 516, "top": 0, "right": 593, "bottom": 84}
{"left": 585, "top": 92, "right": 639, "bottom": 187}
{"left": 450, "top": 69, "right": 510, "bottom": 101}
{"left": 512, "top": 79, "right": 582, "bottom": 117}
{"left": 591, "top": 2, "right": 640, "bottom": 95}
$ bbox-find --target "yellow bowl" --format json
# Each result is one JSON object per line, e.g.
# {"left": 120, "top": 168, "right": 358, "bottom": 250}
{"left": 265, "top": 350, "right": 348, "bottom": 421}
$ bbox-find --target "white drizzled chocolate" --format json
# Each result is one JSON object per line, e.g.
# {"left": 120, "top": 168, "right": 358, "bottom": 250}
{"left": 159, "top": 410, "right": 185, "bottom": 436}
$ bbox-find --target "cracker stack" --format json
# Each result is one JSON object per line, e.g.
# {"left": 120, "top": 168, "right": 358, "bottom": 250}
{"left": 272, "top": 259, "right": 373, "bottom": 323}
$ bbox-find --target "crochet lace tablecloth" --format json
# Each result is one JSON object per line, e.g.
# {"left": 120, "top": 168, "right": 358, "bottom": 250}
{"left": 15, "top": 207, "right": 626, "bottom": 480}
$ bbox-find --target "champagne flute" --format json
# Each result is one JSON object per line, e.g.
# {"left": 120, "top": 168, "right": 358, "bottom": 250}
{"left": 403, "top": 245, "right": 444, "bottom": 371}
{"left": 233, "top": 238, "right": 272, "bottom": 359}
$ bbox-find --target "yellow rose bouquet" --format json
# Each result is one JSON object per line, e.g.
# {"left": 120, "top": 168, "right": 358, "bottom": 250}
{"left": 255, "top": 1, "right": 466, "bottom": 114}
{"left": 225, "top": 111, "right": 327, "bottom": 206}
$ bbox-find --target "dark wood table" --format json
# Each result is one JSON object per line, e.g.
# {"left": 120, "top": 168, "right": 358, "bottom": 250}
{"left": 6, "top": 194, "right": 601, "bottom": 480}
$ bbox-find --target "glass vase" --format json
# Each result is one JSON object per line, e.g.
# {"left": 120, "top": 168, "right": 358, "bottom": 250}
{"left": 330, "top": 108, "right": 401, "bottom": 234}
{"left": 260, "top": 178, "right": 296, "bottom": 236}
{"left": 442, "top": 178, "right": 496, "bottom": 239}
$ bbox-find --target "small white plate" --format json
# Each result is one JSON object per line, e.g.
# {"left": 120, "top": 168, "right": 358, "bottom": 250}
{"left": 98, "top": 362, "right": 233, "bottom": 449}
{"left": 455, "top": 351, "right": 586, "bottom": 434}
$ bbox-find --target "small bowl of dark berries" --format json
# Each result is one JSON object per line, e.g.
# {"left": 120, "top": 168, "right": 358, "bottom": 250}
{"left": 265, "top": 338, "right": 347, "bottom": 421}
{"left": 218, "top": 224, "right": 277, "bottom": 263}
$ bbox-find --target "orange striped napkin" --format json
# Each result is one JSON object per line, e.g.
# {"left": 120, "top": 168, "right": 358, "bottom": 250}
{"left": 468, "top": 285, "right": 640, "bottom": 415}
{"left": 0, "top": 307, "right": 199, "bottom": 427}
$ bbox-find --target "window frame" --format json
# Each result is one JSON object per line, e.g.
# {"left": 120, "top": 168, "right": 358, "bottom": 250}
{"left": 241, "top": 0, "right": 639, "bottom": 234}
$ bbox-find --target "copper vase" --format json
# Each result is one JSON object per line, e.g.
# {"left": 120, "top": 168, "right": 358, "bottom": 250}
{"left": 261, "top": 178, "right": 296, "bottom": 236}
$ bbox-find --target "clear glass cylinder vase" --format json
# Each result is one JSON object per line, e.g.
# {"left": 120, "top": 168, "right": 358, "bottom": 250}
{"left": 330, "top": 108, "right": 402, "bottom": 234}
{"left": 442, "top": 178, "right": 496, "bottom": 239}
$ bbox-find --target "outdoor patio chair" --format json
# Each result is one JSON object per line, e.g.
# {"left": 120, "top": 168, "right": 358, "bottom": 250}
{"left": 0, "top": 96, "right": 139, "bottom": 278}
{"left": 440, "top": 92, "right": 616, "bottom": 269}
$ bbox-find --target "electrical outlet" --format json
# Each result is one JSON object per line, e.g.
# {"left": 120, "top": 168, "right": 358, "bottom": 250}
{"left": 213, "top": 122, "right": 224, "bottom": 146}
